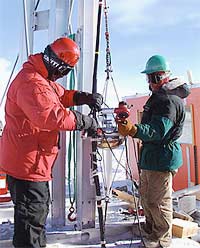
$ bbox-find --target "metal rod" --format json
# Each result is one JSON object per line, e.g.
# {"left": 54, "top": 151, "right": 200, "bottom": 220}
{"left": 22, "top": 0, "right": 31, "bottom": 58}
{"left": 91, "top": 0, "right": 106, "bottom": 247}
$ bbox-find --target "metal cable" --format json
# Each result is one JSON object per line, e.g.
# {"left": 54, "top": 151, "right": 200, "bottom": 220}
{"left": 96, "top": 123, "right": 146, "bottom": 247}
{"left": 102, "top": 0, "right": 120, "bottom": 105}
{"left": 0, "top": 54, "right": 19, "bottom": 107}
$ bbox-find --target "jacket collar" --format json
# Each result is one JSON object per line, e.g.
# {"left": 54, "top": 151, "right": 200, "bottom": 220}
{"left": 23, "top": 53, "right": 48, "bottom": 79}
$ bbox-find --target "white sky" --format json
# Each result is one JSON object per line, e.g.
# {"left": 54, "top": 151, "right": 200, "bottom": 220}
{"left": 1, "top": 0, "right": 200, "bottom": 123}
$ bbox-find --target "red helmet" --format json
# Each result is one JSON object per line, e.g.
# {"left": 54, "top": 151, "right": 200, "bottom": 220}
{"left": 50, "top": 37, "right": 80, "bottom": 67}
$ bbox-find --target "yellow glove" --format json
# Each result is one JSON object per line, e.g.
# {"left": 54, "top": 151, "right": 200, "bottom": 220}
{"left": 117, "top": 119, "right": 137, "bottom": 137}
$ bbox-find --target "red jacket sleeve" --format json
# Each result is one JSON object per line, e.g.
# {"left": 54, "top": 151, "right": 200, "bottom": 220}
{"left": 47, "top": 80, "right": 77, "bottom": 108}
{"left": 60, "top": 89, "right": 77, "bottom": 108}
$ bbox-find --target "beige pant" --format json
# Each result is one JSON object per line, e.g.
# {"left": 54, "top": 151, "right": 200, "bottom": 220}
{"left": 139, "top": 169, "right": 173, "bottom": 247}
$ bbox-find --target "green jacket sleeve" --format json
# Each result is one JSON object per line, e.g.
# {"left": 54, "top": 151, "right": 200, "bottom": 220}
{"left": 135, "top": 115, "right": 173, "bottom": 143}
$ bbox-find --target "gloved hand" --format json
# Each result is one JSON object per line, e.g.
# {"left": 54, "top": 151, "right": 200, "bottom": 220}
{"left": 73, "top": 91, "right": 103, "bottom": 111}
{"left": 117, "top": 119, "right": 137, "bottom": 137}
{"left": 73, "top": 110, "right": 98, "bottom": 136}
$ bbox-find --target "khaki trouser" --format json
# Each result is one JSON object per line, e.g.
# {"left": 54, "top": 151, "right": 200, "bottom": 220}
{"left": 139, "top": 169, "right": 173, "bottom": 247}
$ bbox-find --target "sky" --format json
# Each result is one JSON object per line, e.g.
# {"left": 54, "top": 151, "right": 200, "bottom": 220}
{"left": 1, "top": 0, "right": 200, "bottom": 123}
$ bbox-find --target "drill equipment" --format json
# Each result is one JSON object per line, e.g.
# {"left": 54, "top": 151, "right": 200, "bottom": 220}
{"left": 114, "top": 101, "right": 131, "bottom": 123}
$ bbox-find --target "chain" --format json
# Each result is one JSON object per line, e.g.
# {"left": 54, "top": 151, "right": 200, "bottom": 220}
{"left": 104, "top": 0, "right": 112, "bottom": 80}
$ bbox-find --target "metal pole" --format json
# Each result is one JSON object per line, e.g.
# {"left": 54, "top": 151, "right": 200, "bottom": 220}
{"left": 22, "top": 0, "right": 32, "bottom": 57}
{"left": 91, "top": 1, "right": 106, "bottom": 246}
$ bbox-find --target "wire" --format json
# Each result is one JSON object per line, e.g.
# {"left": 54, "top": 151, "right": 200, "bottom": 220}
{"left": 96, "top": 120, "right": 146, "bottom": 247}
{"left": 102, "top": 0, "right": 120, "bottom": 106}
{"left": 0, "top": 54, "right": 19, "bottom": 108}
{"left": 34, "top": 0, "right": 40, "bottom": 11}
{"left": 124, "top": 138, "right": 146, "bottom": 248}
{"left": 130, "top": 138, "right": 146, "bottom": 247}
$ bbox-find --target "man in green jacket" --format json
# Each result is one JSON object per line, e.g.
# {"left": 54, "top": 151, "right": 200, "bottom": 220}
{"left": 117, "top": 55, "right": 190, "bottom": 248}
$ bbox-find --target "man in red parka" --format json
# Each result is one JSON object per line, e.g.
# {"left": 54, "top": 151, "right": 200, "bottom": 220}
{"left": 0, "top": 37, "right": 103, "bottom": 248}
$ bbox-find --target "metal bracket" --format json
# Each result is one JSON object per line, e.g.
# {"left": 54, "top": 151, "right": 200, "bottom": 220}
{"left": 33, "top": 10, "right": 49, "bottom": 31}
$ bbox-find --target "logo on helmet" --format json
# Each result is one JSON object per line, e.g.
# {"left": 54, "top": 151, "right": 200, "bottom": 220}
{"left": 43, "top": 54, "right": 60, "bottom": 69}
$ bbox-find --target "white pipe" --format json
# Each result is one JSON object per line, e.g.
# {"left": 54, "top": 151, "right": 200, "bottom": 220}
{"left": 23, "top": 0, "right": 31, "bottom": 57}
{"left": 187, "top": 70, "right": 194, "bottom": 85}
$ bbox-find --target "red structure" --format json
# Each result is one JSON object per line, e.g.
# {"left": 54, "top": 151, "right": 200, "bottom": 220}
{"left": 125, "top": 84, "right": 200, "bottom": 191}
{"left": 0, "top": 171, "right": 11, "bottom": 202}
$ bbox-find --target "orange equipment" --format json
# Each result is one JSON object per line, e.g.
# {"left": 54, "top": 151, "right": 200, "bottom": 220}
{"left": 0, "top": 171, "right": 11, "bottom": 202}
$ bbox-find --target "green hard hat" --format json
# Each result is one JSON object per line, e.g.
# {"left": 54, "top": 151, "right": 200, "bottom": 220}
{"left": 141, "top": 55, "right": 170, "bottom": 74}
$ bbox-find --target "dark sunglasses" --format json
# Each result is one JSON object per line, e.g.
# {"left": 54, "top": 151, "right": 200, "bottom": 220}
{"left": 146, "top": 74, "right": 164, "bottom": 84}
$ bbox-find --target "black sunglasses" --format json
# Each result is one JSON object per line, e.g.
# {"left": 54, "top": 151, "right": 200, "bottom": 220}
{"left": 147, "top": 74, "right": 164, "bottom": 84}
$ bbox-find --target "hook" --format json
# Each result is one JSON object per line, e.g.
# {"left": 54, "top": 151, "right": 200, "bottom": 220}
{"left": 67, "top": 206, "right": 76, "bottom": 222}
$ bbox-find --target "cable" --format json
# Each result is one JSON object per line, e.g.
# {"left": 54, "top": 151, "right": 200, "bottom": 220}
{"left": 130, "top": 138, "right": 146, "bottom": 248}
{"left": 34, "top": 0, "right": 40, "bottom": 11}
{"left": 123, "top": 138, "right": 146, "bottom": 248}
{"left": 96, "top": 122, "right": 146, "bottom": 247}
{"left": 102, "top": 0, "right": 120, "bottom": 106}
{"left": 91, "top": 1, "right": 106, "bottom": 247}
{"left": 0, "top": 54, "right": 19, "bottom": 108}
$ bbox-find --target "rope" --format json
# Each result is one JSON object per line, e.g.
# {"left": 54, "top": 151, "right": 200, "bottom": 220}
{"left": 67, "top": 33, "right": 77, "bottom": 222}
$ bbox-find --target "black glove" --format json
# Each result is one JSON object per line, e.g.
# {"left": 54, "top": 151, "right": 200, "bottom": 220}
{"left": 73, "top": 91, "right": 103, "bottom": 111}
{"left": 73, "top": 111, "right": 98, "bottom": 136}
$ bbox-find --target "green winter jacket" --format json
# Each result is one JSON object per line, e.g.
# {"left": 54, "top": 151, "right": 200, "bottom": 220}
{"left": 135, "top": 88, "right": 186, "bottom": 172}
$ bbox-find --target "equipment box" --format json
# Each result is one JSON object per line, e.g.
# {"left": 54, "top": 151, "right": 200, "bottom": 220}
{"left": 172, "top": 218, "right": 199, "bottom": 238}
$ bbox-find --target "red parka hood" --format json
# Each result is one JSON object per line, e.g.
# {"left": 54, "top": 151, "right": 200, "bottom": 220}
{"left": 23, "top": 53, "right": 48, "bottom": 79}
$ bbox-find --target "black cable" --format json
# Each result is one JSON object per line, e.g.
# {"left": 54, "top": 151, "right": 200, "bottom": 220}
{"left": 92, "top": 0, "right": 103, "bottom": 94}
{"left": 91, "top": 0, "right": 106, "bottom": 247}
{"left": 34, "top": 0, "right": 40, "bottom": 11}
